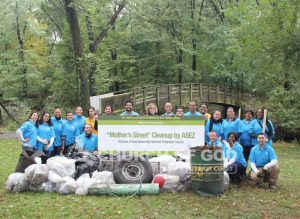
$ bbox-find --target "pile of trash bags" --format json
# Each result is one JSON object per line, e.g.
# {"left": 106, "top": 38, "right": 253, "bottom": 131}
{"left": 150, "top": 155, "right": 229, "bottom": 192}
{"left": 6, "top": 154, "right": 229, "bottom": 195}
{"left": 6, "top": 156, "right": 115, "bottom": 195}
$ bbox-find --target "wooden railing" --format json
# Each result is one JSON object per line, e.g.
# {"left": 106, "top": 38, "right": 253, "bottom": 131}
{"left": 97, "top": 83, "right": 244, "bottom": 114}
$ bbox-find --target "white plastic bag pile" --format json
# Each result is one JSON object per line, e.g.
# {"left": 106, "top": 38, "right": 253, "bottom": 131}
{"left": 6, "top": 172, "right": 29, "bottom": 193}
{"left": 6, "top": 156, "right": 115, "bottom": 195}
{"left": 150, "top": 155, "right": 191, "bottom": 192}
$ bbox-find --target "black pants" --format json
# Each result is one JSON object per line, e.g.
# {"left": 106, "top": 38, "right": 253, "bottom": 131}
{"left": 226, "top": 162, "right": 246, "bottom": 183}
{"left": 242, "top": 145, "right": 254, "bottom": 162}
{"left": 51, "top": 146, "right": 62, "bottom": 157}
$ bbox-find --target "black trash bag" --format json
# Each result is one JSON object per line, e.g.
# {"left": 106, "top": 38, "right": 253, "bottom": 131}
{"left": 68, "top": 151, "right": 100, "bottom": 179}
{"left": 15, "top": 150, "right": 48, "bottom": 173}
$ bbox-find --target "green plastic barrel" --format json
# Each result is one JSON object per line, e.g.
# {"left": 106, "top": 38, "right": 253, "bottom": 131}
{"left": 191, "top": 146, "right": 224, "bottom": 196}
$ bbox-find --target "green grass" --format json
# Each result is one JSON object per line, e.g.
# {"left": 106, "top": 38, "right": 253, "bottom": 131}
{"left": 0, "top": 139, "right": 300, "bottom": 219}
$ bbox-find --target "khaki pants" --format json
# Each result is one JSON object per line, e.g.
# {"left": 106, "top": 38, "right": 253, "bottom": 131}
{"left": 250, "top": 165, "right": 280, "bottom": 186}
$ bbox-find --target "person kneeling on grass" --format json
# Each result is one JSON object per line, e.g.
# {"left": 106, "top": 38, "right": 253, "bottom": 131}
{"left": 76, "top": 124, "right": 98, "bottom": 155}
{"left": 249, "top": 133, "right": 280, "bottom": 190}
{"left": 223, "top": 132, "right": 247, "bottom": 184}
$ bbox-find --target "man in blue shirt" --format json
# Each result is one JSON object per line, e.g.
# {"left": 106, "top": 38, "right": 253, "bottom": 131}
{"left": 120, "top": 100, "right": 139, "bottom": 116}
{"left": 76, "top": 124, "right": 98, "bottom": 154}
{"left": 249, "top": 133, "right": 280, "bottom": 190}
{"left": 184, "top": 102, "right": 202, "bottom": 116}
{"left": 207, "top": 131, "right": 223, "bottom": 147}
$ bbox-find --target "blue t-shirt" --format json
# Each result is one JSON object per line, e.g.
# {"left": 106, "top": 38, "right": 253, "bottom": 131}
{"left": 249, "top": 119, "right": 275, "bottom": 146}
{"left": 224, "top": 142, "right": 247, "bottom": 168}
{"left": 19, "top": 120, "right": 38, "bottom": 149}
{"left": 207, "top": 139, "right": 223, "bottom": 147}
{"left": 207, "top": 139, "right": 225, "bottom": 158}
{"left": 249, "top": 143, "right": 277, "bottom": 168}
{"left": 120, "top": 111, "right": 139, "bottom": 116}
{"left": 37, "top": 123, "right": 55, "bottom": 151}
{"left": 221, "top": 117, "right": 243, "bottom": 140}
{"left": 62, "top": 120, "right": 80, "bottom": 146}
{"left": 205, "top": 120, "right": 222, "bottom": 143}
{"left": 184, "top": 111, "right": 202, "bottom": 116}
{"left": 73, "top": 115, "right": 86, "bottom": 134}
{"left": 239, "top": 119, "right": 253, "bottom": 147}
{"left": 51, "top": 117, "right": 64, "bottom": 147}
{"left": 77, "top": 133, "right": 98, "bottom": 152}
{"left": 161, "top": 112, "right": 175, "bottom": 116}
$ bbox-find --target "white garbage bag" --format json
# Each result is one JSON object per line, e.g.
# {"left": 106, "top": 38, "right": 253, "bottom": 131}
{"left": 56, "top": 176, "right": 77, "bottom": 195}
{"left": 224, "top": 171, "right": 230, "bottom": 191}
{"left": 48, "top": 170, "right": 64, "bottom": 184}
{"left": 47, "top": 156, "right": 76, "bottom": 178}
{"left": 149, "top": 155, "right": 176, "bottom": 173}
{"left": 43, "top": 181, "right": 56, "bottom": 193}
{"left": 75, "top": 173, "right": 97, "bottom": 195}
{"left": 167, "top": 161, "right": 191, "bottom": 182}
{"left": 25, "top": 157, "right": 49, "bottom": 185}
{"left": 6, "top": 173, "right": 29, "bottom": 193}
{"left": 29, "top": 184, "right": 45, "bottom": 192}
{"left": 92, "top": 171, "right": 115, "bottom": 184}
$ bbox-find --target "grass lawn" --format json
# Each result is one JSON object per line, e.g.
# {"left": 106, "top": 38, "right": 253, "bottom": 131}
{"left": 0, "top": 138, "right": 299, "bottom": 219}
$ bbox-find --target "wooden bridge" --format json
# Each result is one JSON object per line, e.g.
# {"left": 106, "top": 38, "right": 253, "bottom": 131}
{"left": 90, "top": 83, "right": 245, "bottom": 114}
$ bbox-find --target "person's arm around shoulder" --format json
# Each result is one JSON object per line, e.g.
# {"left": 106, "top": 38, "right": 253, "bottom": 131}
{"left": 249, "top": 120, "right": 257, "bottom": 138}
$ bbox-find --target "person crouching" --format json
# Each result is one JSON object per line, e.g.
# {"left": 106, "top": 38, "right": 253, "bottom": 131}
{"left": 249, "top": 133, "right": 280, "bottom": 190}
{"left": 76, "top": 124, "right": 98, "bottom": 155}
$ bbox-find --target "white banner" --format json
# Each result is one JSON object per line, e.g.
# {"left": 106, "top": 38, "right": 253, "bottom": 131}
{"left": 98, "top": 116, "right": 205, "bottom": 153}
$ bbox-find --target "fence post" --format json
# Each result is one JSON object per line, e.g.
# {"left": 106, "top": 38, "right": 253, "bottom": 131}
{"left": 231, "top": 78, "right": 234, "bottom": 104}
{"left": 189, "top": 84, "right": 193, "bottom": 102}
{"left": 179, "top": 84, "right": 182, "bottom": 105}
{"left": 142, "top": 88, "right": 146, "bottom": 112}
{"left": 216, "top": 85, "right": 220, "bottom": 102}
{"left": 156, "top": 86, "right": 159, "bottom": 108}
{"left": 207, "top": 83, "right": 210, "bottom": 101}
{"left": 224, "top": 80, "right": 226, "bottom": 103}
{"left": 199, "top": 84, "right": 203, "bottom": 102}
{"left": 168, "top": 85, "right": 172, "bottom": 103}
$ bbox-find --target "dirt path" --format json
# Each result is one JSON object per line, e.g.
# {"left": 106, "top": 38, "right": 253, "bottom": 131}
{"left": 0, "top": 131, "right": 17, "bottom": 139}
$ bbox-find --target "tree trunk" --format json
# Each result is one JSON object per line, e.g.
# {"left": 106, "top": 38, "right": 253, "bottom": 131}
{"left": 177, "top": 48, "right": 183, "bottom": 84}
{"left": 86, "top": 2, "right": 126, "bottom": 95}
{"left": 191, "top": 0, "right": 196, "bottom": 80}
{"left": 15, "top": 2, "right": 28, "bottom": 99}
{"left": 64, "top": 0, "right": 90, "bottom": 111}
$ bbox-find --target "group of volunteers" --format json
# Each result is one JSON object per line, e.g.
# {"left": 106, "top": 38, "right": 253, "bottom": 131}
{"left": 16, "top": 100, "right": 280, "bottom": 189}
{"left": 16, "top": 106, "right": 99, "bottom": 157}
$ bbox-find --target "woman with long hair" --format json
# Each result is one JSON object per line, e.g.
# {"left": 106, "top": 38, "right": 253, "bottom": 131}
{"left": 249, "top": 108, "right": 275, "bottom": 146}
{"left": 224, "top": 132, "right": 247, "bottom": 184}
{"left": 205, "top": 110, "right": 223, "bottom": 144}
{"left": 37, "top": 112, "right": 55, "bottom": 157}
{"left": 73, "top": 106, "right": 86, "bottom": 134}
{"left": 86, "top": 106, "right": 98, "bottom": 135}
{"left": 146, "top": 103, "right": 158, "bottom": 116}
{"left": 16, "top": 112, "right": 39, "bottom": 152}
{"left": 239, "top": 110, "right": 254, "bottom": 162}
{"left": 220, "top": 107, "right": 243, "bottom": 141}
